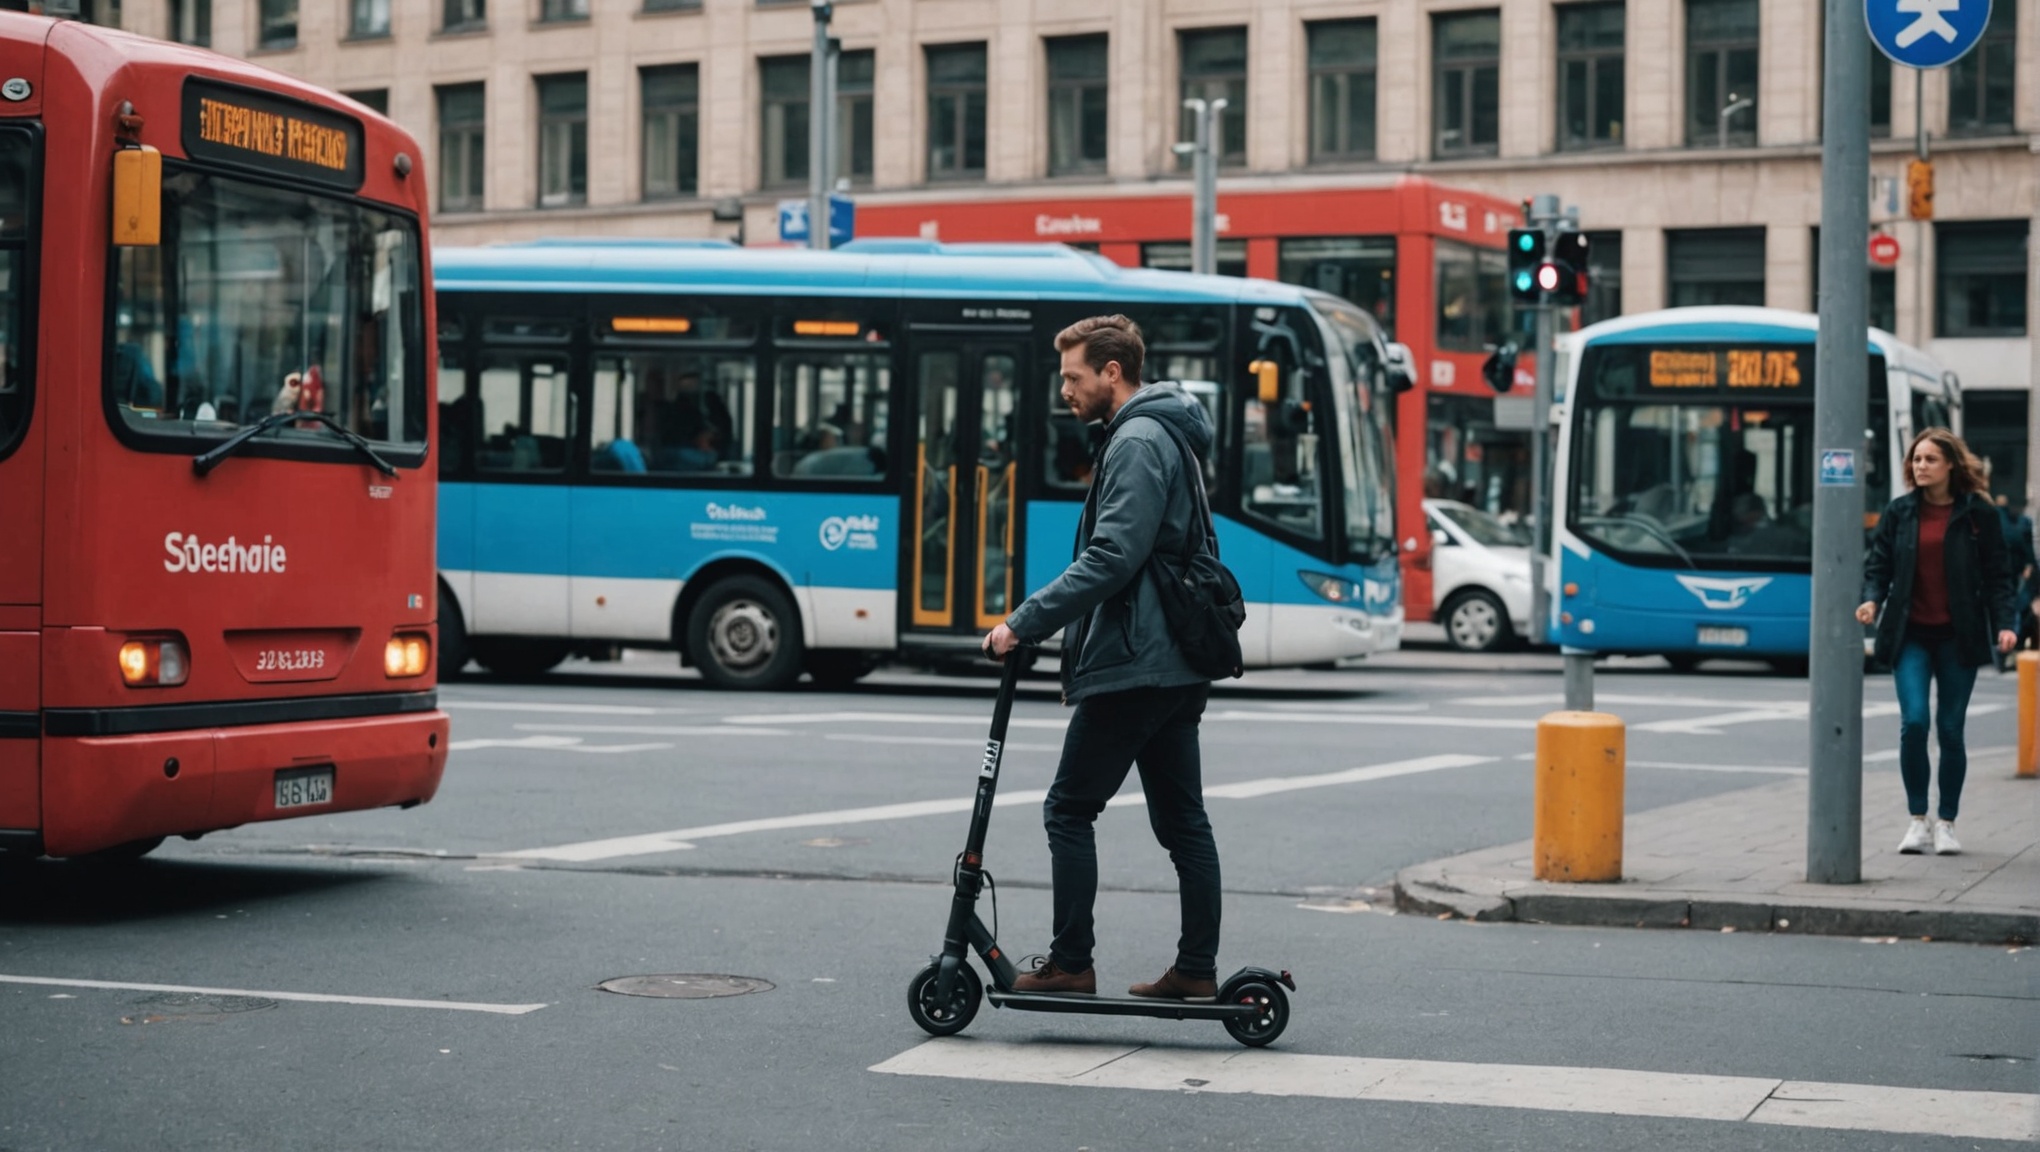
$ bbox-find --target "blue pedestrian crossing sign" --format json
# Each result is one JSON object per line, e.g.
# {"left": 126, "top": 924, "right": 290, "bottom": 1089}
{"left": 777, "top": 195, "right": 855, "bottom": 246}
{"left": 1866, "top": 0, "right": 1994, "bottom": 69}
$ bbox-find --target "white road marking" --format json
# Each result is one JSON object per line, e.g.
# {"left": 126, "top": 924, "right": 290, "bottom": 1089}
{"left": 720, "top": 710, "right": 1070, "bottom": 730}
{"left": 1626, "top": 760, "right": 1806, "bottom": 775}
{"left": 442, "top": 701, "right": 666, "bottom": 715}
{"left": 1457, "top": 693, "right": 1816, "bottom": 710}
{"left": 824, "top": 734, "right": 1065, "bottom": 752}
{"left": 1207, "top": 710, "right": 1538, "bottom": 730}
{"left": 870, "top": 1039, "right": 2039, "bottom": 1143}
{"left": 448, "top": 736, "right": 675, "bottom": 755}
{"left": 0, "top": 974, "right": 547, "bottom": 1016}
{"left": 1639, "top": 701, "right": 2002, "bottom": 735}
{"left": 512, "top": 723, "right": 790, "bottom": 737}
{"left": 497, "top": 754, "right": 1498, "bottom": 862}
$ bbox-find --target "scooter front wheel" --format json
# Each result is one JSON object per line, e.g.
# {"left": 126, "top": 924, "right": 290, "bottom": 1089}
{"left": 907, "top": 961, "right": 982, "bottom": 1037}
{"left": 1221, "top": 980, "right": 1289, "bottom": 1048}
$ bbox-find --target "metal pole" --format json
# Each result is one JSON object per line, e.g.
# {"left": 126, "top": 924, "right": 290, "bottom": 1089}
{"left": 1563, "top": 650, "right": 1595, "bottom": 710}
{"left": 1808, "top": 0, "right": 1871, "bottom": 884}
{"left": 1184, "top": 98, "right": 1211, "bottom": 275}
{"left": 1527, "top": 194, "right": 1560, "bottom": 650}
{"left": 807, "top": 2, "right": 831, "bottom": 250}
{"left": 825, "top": 37, "right": 841, "bottom": 193}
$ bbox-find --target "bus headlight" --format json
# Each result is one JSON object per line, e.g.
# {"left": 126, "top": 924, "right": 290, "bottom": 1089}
{"left": 118, "top": 637, "right": 189, "bottom": 687}
{"left": 385, "top": 634, "right": 431, "bottom": 678}
{"left": 1298, "top": 571, "right": 1367, "bottom": 605}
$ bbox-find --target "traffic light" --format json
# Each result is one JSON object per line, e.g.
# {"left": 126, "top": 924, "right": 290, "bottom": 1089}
{"left": 1906, "top": 158, "right": 1934, "bottom": 220}
{"left": 1507, "top": 228, "right": 1546, "bottom": 303}
{"left": 1481, "top": 342, "right": 1519, "bottom": 394}
{"left": 1545, "top": 231, "right": 1590, "bottom": 306}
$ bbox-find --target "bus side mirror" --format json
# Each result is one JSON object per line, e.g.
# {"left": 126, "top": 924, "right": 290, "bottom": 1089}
{"left": 1383, "top": 343, "right": 1417, "bottom": 394}
{"left": 112, "top": 146, "right": 162, "bottom": 247}
{"left": 1249, "top": 359, "right": 1280, "bottom": 405}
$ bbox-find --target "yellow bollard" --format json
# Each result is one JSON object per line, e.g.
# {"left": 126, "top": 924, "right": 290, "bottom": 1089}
{"left": 2019, "top": 651, "right": 2038, "bottom": 779}
{"left": 1534, "top": 711, "right": 1626, "bottom": 882}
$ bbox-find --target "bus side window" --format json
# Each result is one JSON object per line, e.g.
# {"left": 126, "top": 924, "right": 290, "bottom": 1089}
{"left": 1241, "top": 372, "right": 1322, "bottom": 540}
{"left": 476, "top": 352, "right": 570, "bottom": 473}
{"left": 772, "top": 351, "right": 889, "bottom": 481}
{"left": 594, "top": 352, "right": 757, "bottom": 476}
{"left": 437, "top": 332, "right": 471, "bottom": 479}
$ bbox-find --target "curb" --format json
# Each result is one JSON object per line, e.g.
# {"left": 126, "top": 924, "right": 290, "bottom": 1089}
{"left": 1392, "top": 871, "right": 2038, "bottom": 945}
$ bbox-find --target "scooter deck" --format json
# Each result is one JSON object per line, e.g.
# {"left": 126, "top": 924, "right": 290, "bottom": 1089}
{"left": 986, "top": 989, "right": 1257, "bottom": 1021}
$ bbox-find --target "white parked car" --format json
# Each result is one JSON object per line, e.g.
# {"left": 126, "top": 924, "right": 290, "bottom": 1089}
{"left": 1424, "top": 499, "right": 1533, "bottom": 652}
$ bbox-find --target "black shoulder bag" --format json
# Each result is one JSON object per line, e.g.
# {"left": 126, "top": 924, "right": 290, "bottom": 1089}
{"left": 1138, "top": 417, "right": 1247, "bottom": 680}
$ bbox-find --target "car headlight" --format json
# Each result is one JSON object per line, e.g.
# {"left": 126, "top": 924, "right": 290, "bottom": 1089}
{"left": 1298, "top": 571, "right": 1367, "bottom": 604}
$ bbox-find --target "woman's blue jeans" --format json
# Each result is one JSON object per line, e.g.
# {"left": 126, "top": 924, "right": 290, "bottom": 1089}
{"left": 1891, "top": 635, "right": 1979, "bottom": 821}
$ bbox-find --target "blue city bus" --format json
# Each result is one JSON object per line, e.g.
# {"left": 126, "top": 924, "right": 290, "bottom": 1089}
{"left": 432, "top": 239, "right": 1409, "bottom": 689}
{"left": 1549, "top": 306, "right": 1959, "bottom": 670}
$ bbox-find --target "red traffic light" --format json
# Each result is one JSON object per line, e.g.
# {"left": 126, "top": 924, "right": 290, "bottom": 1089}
{"left": 1536, "top": 262, "right": 1563, "bottom": 293}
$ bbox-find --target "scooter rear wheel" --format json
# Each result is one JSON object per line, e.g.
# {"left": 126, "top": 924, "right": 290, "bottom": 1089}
{"left": 907, "top": 961, "right": 982, "bottom": 1037}
{"left": 1220, "top": 980, "right": 1288, "bottom": 1047}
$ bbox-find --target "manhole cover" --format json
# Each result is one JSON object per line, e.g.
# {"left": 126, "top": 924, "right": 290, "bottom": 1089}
{"left": 121, "top": 993, "right": 277, "bottom": 1024}
{"left": 597, "top": 974, "right": 774, "bottom": 1000}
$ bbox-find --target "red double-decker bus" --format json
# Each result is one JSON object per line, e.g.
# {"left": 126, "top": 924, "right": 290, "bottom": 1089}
{"left": 0, "top": 15, "right": 446, "bottom": 861}
{"left": 856, "top": 176, "right": 1526, "bottom": 620}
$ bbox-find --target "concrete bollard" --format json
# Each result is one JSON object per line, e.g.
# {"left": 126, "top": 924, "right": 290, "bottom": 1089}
{"left": 2020, "top": 651, "right": 2038, "bottom": 779}
{"left": 1533, "top": 711, "right": 1626, "bottom": 882}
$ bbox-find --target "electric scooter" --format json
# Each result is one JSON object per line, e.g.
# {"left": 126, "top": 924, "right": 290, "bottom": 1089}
{"left": 907, "top": 650, "right": 1295, "bottom": 1047}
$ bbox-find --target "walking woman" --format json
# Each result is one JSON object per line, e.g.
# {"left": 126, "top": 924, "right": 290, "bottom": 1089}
{"left": 1856, "top": 428, "right": 2019, "bottom": 856}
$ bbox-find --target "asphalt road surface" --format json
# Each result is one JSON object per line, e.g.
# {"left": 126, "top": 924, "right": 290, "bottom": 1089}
{"left": 1, "top": 647, "right": 2031, "bottom": 1151}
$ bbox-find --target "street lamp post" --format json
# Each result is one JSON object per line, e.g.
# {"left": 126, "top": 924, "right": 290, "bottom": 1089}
{"left": 1718, "top": 95, "right": 1754, "bottom": 148}
{"left": 807, "top": 0, "right": 832, "bottom": 251}
{"left": 1177, "top": 98, "right": 1226, "bottom": 276}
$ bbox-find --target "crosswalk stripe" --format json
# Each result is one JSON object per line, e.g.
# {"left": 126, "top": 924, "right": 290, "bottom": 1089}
{"left": 870, "top": 1039, "right": 2039, "bottom": 1143}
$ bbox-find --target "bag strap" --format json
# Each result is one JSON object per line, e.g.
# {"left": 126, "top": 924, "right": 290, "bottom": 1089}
{"left": 1130, "top": 414, "right": 1221, "bottom": 563}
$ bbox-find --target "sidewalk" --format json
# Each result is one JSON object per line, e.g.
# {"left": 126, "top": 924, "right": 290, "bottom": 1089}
{"left": 1394, "top": 747, "right": 2038, "bottom": 944}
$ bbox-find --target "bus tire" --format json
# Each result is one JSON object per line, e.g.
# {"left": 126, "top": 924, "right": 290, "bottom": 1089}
{"left": 688, "top": 576, "right": 805, "bottom": 691}
{"left": 1441, "top": 589, "right": 1513, "bottom": 653}
{"left": 805, "top": 651, "right": 878, "bottom": 690}
{"left": 438, "top": 584, "right": 471, "bottom": 679}
{"left": 470, "top": 639, "right": 571, "bottom": 678}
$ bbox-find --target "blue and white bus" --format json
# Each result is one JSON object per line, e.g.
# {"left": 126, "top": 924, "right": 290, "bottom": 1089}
{"left": 1549, "top": 306, "right": 1959, "bottom": 670}
{"left": 432, "top": 239, "right": 1408, "bottom": 689}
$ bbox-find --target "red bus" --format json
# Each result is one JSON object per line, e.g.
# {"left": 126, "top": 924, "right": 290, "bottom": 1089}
{"left": 856, "top": 176, "right": 1526, "bottom": 620}
{"left": 0, "top": 15, "right": 447, "bottom": 861}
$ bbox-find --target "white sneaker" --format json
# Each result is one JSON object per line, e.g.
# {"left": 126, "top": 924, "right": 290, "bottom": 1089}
{"left": 1933, "top": 821, "right": 1962, "bottom": 855}
{"left": 1897, "top": 818, "right": 1932, "bottom": 854}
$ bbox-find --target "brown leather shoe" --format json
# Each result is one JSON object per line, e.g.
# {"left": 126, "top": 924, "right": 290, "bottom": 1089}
{"left": 1128, "top": 966, "right": 1217, "bottom": 1001}
{"left": 1013, "top": 959, "right": 1096, "bottom": 994}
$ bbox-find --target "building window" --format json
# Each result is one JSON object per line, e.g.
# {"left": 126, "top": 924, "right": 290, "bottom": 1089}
{"left": 1433, "top": 11, "right": 1500, "bottom": 157}
{"left": 1178, "top": 27, "right": 1247, "bottom": 168}
{"left": 1307, "top": 19, "right": 1376, "bottom": 163}
{"left": 1686, "top": 0, "right": 1759, "bottom": 147}
{"left": 1556, "top": 3, "right": 1623, "bottom": 150}
{"left": 169, "top": 0, "right": 210, "bottom": 46}
{"left": 1435, "top": 240, "right": 1509, "bottom": 351}
{"left": 643, "top": 0, "right": 700, "bottom": 10}
{"left": 537, "top": 74, "right": 588, "bottom": 208}
{"left": 442, "top": 0, "right": 484, "bottom": 32}
{"left": 1279, "top": 237, "right": 1396, "bottom": 336}
{"left": 345, "top": 89, "right": 389, "bottom": 115}
{"left": 1936, "top": 220, "right": 2029, "bottom": 337}
{"left": 350, "top": 0, "right": 389, "bottom": 37}
{"left": 1948, "top": 7, "right": 2015, "bottom": 136}
{"left": 1143, "top": 241, "right": 1247, "bottom": 279}
{"left": 436, "top": 83, "right": 486, "bottom": 213}
{"left": 539, "top": 0, "right": 586, "bottom": 22}
{"left": 926, "top": 43, "right": 988, "bottom": 181}
{"left": 642, "top": 65, "right": 699, "bottom": 200}
{"left": 258, "top": 0, "right": 297, "bottom": 49}
{"left": 1579, "top": 231, "right": 1622, "bottom": 326}
{"left": 1046, "top": 35, "right": 1108, "bottom": 176}
{"left": 761, "top": 52, "right": 873, "bottom": 189}
{"left": 1870, "top": 52, "right": 1891, "bottom": 137}
{"left": 1666, "top": 227, "right": 1765, "bottom": 307}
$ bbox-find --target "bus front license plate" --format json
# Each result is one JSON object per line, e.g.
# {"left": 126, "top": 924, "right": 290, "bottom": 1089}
{"left": 274, "top": 767, "right": 334, "bottom": 810}
{"left": 1696, "top": 626, "right": 1749, "bottom": 648}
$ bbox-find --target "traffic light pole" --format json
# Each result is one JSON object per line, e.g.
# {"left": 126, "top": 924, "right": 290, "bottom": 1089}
{"left": 1525, "top": 195, "right": 1561, "bottom": 654}
{"left": 1807, "top": 0, "right": 1871, "bottom": 884}
{"left": 807, "top": 1, "right": 832, "bottom": 251}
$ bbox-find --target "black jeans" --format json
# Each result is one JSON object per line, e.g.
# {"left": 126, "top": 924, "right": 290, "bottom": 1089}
{"left": 1043, "top": 683, "right": 1220, "bottom": 980}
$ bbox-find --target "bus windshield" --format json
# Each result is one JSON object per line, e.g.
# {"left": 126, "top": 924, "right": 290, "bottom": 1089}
{"left": 1568, "top": 343, "right": 1887, "bottom": 569}
{"left": 1311, "top": 296, "right": 1397, "bottom": 563}
{"left": 110, "top": 167, "right": 426, "bottom": 449}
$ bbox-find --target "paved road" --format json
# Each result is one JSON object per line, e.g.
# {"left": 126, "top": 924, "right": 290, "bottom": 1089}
{"left": 1, "top": 649, "right": 2031, "bottom": 1150}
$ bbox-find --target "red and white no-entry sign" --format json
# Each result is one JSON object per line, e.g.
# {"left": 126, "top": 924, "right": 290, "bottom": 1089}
{"left": 1868, "top": 233, "right": 1901, "bottom": 267}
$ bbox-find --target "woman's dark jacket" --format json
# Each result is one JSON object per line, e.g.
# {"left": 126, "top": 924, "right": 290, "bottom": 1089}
{"left": 1861, "top": 490, "right": 2017, "bottom": 667}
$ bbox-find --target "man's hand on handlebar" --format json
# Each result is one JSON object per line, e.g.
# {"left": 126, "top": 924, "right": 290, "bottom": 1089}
{"left": 983, "top": 623, "right": 1019, "bottom": 662}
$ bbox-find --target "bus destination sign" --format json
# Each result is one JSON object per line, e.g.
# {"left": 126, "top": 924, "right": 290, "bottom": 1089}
{"left": 1585, "top": 344, "right": 1816, "bottom": 400}
{"left": 182, "top": 79, "right": 365, "bottom": 191}
{"left": 1648, "top": 348, "right": 1803, "bottom": 389}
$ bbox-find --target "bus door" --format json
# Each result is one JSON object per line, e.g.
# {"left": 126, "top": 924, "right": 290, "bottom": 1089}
{"left": 468, "top": 343, "right": 576, "bottom": 637}
{"left": 903, "top": 337, "right": 1027, "bottom": 640}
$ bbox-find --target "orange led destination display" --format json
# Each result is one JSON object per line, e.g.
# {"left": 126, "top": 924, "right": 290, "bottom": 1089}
{"left": 1585, "top": 344, "right": 1821, "bottom": 400}
{"left": 1648, "top": 348, "right": 1803, "bottom": 389}
{"left": 182, "top": 79, "right": 365, "bottom": 191}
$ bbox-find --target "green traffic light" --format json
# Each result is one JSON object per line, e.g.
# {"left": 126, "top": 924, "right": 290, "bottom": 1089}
{"left": 1514, "top": 271, "right": 1534, "bottom": 292}
{"left": 1516, "top": 233, "right": 1535, "bottom": 252}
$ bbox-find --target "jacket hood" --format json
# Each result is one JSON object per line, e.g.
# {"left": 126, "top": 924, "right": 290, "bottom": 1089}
{"left": 1107, "top": 382, "right": 1215, "bottom": 458}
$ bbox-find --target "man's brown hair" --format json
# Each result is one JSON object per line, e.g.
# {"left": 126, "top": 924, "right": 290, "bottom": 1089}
{"left": 1902, "top": 427, "right": 1984, "bottom": 496}
{"left": 1055, "top": 314, "right": 1145, "bottom": 385}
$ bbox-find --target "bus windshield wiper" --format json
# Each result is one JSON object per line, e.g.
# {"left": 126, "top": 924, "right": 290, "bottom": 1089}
{"left": 193, "top": 409, "right": 399, "bottom": 478}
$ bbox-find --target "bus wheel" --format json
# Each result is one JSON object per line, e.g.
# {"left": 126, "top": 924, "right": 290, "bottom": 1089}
{"left": 470, "top": 639, "right": 571, "bottom": 678}
{"left": 1442, "top": 590, "right": 1512, "bottom": 652}
{"left": 688, "top": 576, "right": 804, "bottom": 691}
{"left": 438, "top": 588, "right": 471, "bottom": 679}
{"left": 805, "top": 651, "right": 878, "bottom": 690}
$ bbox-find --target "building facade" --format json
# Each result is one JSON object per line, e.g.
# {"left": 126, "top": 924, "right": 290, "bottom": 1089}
{"left": 86, "top": 0, "right": 2040, "bottom": 505}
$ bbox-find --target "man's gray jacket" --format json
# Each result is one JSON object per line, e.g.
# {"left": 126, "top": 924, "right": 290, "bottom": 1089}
{"left": 1004, "top": 383, "right": 1215, "bottom": 702}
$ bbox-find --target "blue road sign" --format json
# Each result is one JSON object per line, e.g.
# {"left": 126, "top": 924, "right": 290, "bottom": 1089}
{"left": 1866, "top": 0, "right": 1994, "bottom": 69}
{"left": 776, "top": 194, "right": 856, "bottom": 245}
{"left": 1819, "top": 449, "right": 1858, "bottom": 487}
